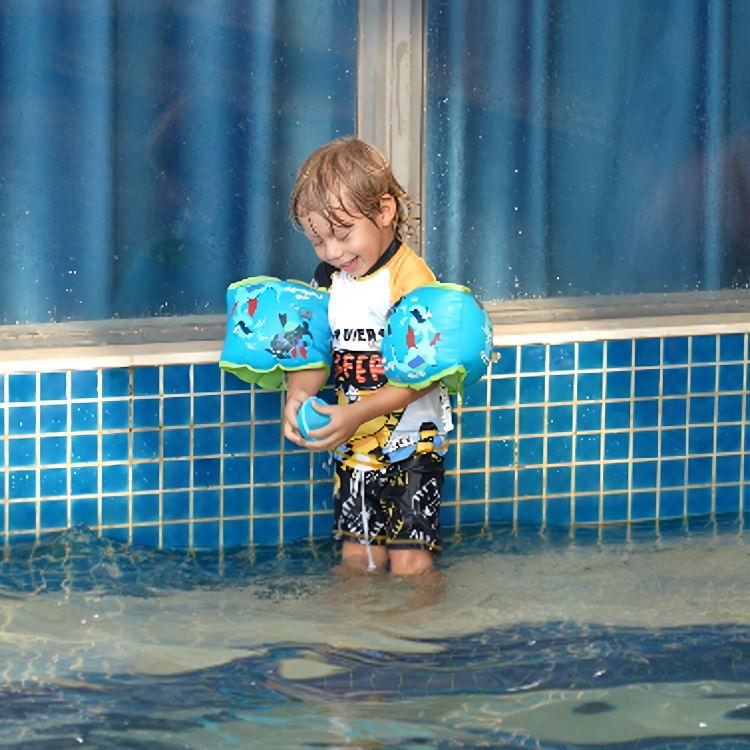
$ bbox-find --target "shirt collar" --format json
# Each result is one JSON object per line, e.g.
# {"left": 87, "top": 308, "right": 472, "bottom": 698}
{"left": 359, "top": 236, "right": 402, "bottom": 279}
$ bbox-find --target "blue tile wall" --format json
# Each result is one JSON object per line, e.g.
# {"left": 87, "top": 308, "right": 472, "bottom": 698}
{"left": 2, "top": 332, "right": 750, "bottom": 548}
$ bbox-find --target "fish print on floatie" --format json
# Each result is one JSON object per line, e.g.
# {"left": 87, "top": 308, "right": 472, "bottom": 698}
{"left": 231, "top": 283, "right": 266, "bottom": 341}
{"left": 396, "top": 304, "right": 440, "bottom": 374}
{"left": 267, "top": 311, "right": 314, "bottom": 360}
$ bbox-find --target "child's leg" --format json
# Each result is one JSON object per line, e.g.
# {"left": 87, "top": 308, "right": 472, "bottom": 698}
{"left": 388, "top": 548, "right": 433, "bottom": 576}
{"left": 332, "top": 462, "right": 389, "bottom": 572}
{"left": 340, "top": 540, "right": 388, "bottom": 572}
{"left": 380, "top": 453, "right": 445, "bottom": 576}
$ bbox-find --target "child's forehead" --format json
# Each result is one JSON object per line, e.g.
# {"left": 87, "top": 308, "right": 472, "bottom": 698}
{"left": 304, "top": 209, "right": 355, "bottom": 232}
{"left": 300, "top": 192, "right": 361, "bottom": 227}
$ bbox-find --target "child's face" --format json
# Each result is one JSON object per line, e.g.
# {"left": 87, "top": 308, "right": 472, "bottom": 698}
{"left": 300, "top": 195, "right": 397, "bottom": 278}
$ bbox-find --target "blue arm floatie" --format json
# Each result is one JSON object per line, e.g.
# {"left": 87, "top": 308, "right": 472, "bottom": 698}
{"left": 219, "top": 276, "right": 331, "bottom": 390}
{"left": 381, "top": 282, "right": 492, "bottom": 394}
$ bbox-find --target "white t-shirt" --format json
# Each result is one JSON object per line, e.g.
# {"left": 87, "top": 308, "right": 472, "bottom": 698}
{"left": 313, "top": 239, "right": 453, "bottom": 470}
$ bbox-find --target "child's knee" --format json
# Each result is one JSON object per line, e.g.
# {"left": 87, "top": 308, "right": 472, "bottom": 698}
{"left": 340, "top": 540, "right": 388, "bottom": 571}
{"left": 388, "top": 548, "right": 434, "bottom": 577}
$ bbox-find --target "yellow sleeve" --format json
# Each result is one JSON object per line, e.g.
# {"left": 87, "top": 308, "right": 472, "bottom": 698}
{"left": 388, "top": 244, "right": 436, "bottom": 305}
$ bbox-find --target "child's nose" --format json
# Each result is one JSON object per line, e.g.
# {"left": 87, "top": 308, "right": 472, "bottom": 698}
{"left": 324, "top": 240, "right": 345, "bottom": 261}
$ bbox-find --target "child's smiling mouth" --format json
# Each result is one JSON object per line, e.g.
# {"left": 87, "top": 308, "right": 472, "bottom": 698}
{"left": 339, "top": 258, "right": 358, "bottom": 272}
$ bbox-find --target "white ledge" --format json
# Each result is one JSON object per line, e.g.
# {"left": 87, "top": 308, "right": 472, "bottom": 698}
{"left": 484, "top": 290, "right": 750, "bottom": 345}
{"left": 0, "top": 341, "right": 223, "bottom": 374}
{"left": 2, "top": 292, "right": 750, "bottom": 373}
{"left": 492, "top": 312, "right": 750, "bottom": 346}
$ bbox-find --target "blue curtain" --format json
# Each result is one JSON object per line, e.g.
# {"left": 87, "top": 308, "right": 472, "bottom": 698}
{"left": 0, "top": 0, "right": 356, "bottom": 323}
{"left": 426, "top": 0, "right": 750, "bottom": 300}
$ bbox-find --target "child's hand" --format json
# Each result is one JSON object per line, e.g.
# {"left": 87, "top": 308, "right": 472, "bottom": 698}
{"left": 300, "top": 401, "right": 362, "bottom": 452}
{"left": 283, "top": 369, "right": 330, "bottom": 448}
{"left": 283, "top": 390, "right": 308, "bottom": 446}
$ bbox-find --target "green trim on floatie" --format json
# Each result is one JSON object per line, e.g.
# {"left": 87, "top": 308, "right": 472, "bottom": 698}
{"left": 386, "top": 364, "right": 470, "bottom": 396}
{"left": 219, "top": 361, "right": 331, "bottom": 391}
{"left": 226, "top": 276, "right": 323, "bottom": 293}
{"left": 418, "top": 281, "right": 472, "bottom": 295}
{"left": 226, "top": 275, "right": 277, "bottom": 291}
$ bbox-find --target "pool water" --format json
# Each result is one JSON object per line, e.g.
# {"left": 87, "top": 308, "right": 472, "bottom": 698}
{"left": 2, "top": 519, "right": 750, "bottom": 748}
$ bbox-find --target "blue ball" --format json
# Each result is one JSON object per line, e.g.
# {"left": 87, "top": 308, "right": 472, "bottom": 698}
{"left": 298, "top": 397, "right": 332, "bottom": 441}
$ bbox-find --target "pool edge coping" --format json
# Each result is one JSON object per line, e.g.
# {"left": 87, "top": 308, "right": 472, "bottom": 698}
{"left": 2, "top": 310, "right": 750, "bottom": 373}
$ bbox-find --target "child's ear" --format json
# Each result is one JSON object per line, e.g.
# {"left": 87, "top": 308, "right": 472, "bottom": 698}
{"left": 378, "top": 194, "right": 397, "bottom": 227}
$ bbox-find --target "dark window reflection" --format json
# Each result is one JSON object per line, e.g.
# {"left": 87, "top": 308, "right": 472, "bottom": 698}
{"left": 0, "top": 0, "right": 356, "bottom": 323}
{"left": 426, "top": 0, "right": 750, "bottom": 300}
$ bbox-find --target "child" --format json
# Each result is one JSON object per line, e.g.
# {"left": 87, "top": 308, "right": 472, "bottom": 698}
{"left": 283, "top": 137, "right": 453, "bottom": 577}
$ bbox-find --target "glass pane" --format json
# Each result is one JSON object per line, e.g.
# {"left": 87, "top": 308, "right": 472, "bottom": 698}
{"left": 0, "top": 0, "right": 356, "bottom": 323}
{"left": 426, "top": 0, "right": 750, "bottom": 301}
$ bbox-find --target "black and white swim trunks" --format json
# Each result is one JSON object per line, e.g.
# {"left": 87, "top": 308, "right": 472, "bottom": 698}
{"left": 332, "top": 452, "right": 445, "bottom": 553}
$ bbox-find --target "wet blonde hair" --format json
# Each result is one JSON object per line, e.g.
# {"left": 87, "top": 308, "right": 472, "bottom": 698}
{"left": 290, "top": 137, "right": 411, "bottom": 236}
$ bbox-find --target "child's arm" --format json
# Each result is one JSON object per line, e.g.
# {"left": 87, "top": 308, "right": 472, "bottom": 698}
{"left": 296, "top": 382, "right": 437, "bottom": 453}
{"left": 283, "top": 368, "right": 330, "bottom": 446}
